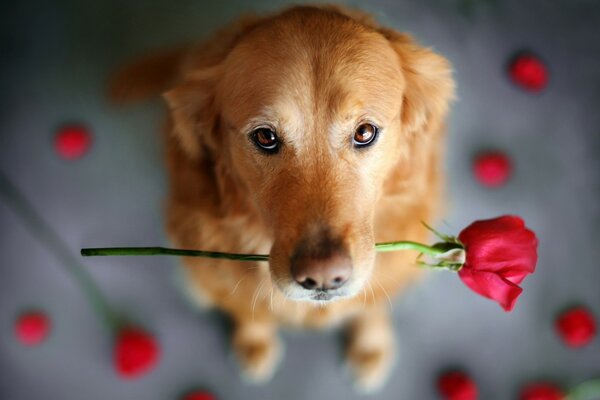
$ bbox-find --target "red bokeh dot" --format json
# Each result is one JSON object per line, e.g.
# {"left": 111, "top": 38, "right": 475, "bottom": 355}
{"left": 473, "top": 151, "right": 512, "bottom": 188}
{"left": 508, "top": 52, "right": 548, "bottom": 92}
{"left": 114, "top": 326, "right": 160, "bottom": 379}
{"left": 54, "top": 124, "right": 93, "bottom": 160}
{"left": 555, "top": 306, "right": 597, "bottom": 348}
{"left": 15, "top": 311, "right": 51, "bottom": 346}
{"left": 519, "top": 382, "right": 566, "bottom": 400}
{"left": 437, "top": 370, "right": 478, "bottom": 400}
{"left": 182, "top": 391, "right": 217, "bottom": 400}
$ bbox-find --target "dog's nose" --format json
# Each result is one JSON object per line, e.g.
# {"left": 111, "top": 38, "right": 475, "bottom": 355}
{"left": 291, "top": 250, "right": 352, "bottom": 291}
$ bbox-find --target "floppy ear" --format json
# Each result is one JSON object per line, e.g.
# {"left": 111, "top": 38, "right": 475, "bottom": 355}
{"left": 162, "top": 14, "right": 265, "bottom": 160}
{"left": 163, "top": 68, "right": 220, "bottom": 160}
{"left": 381, "top": 29, "right": 455, "bottom": 135}
{"left": 377, "top": 29, "right": 455, "bottom": 202}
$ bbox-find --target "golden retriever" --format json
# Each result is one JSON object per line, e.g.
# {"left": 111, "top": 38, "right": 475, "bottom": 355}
{"left": 111, "top": 4, "right": 454, "bottom": 391}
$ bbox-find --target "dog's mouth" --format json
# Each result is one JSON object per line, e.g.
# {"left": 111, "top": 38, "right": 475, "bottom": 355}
{"left": 278, "top": 284, "right": 353, "bottom": 304}
{"left": 310, "top": 290, "right": 337, "bottom": 302}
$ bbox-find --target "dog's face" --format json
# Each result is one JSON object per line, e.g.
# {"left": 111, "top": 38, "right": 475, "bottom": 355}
{"left": 165, "top": 7, "right": 453, "bottom": 304}
{"left": 219, "top": 21, "right": 406, "bottom": 303}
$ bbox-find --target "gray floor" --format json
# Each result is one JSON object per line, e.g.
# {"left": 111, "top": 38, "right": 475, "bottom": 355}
{"left": 1, "top": 0, "right": 599, "bottom": 399}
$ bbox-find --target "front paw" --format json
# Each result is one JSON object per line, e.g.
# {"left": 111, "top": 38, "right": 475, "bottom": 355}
{"left": 346, "top": 343, "right": 395, "bottom": 393}
{"left": 232, "top": 327, "right": 284, "bottom": 384}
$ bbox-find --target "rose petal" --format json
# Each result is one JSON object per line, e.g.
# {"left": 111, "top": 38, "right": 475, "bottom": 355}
{"left": 458, "top": 268, "right": 523, "bottom": 311}
{"left": 54, "top": 124, "right": 93, "bottom": 160}
{"left": 182, "top": 391, "right": 217, "bottom": 400}
{"left": 459, "top": 216, "right": 538, "bottom": 276}
{"left": 555, "top": 307, "right": 597, "bottom": 348}
{"left": 114, "top": 327, "right": 160, "bottom": 378}
{"left": 14, "top": 311, "right": 51, "bottom": 346}
{"left": 508, "top": 52, "right": 549, "bottom": 92}
{"left": 519, "top": 382, "right": 565, "bottom": 400}
{"left": 473, "top": 151, "right": 512, "bottom": 188}
{"left": 437, "top": 370, "right": 478, "bottom": 400}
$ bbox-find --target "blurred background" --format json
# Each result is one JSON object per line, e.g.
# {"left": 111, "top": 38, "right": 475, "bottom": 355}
{"left": 1, "top": 0, "right": 599, "bottom": 399}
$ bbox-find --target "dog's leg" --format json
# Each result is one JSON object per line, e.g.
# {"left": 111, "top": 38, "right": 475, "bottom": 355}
{"left": 232, "top": 314, "right": 283, "bottom": 384}
{"left": 345, "top": 306, "right": 395, "bottom": 392}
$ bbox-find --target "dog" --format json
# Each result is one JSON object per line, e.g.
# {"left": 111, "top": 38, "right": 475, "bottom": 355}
{"left": 111, "top": 5, "right": 454, "bottom": 391}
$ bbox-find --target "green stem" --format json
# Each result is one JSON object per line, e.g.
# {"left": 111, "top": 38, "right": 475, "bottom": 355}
{"left": 0, "top": 171, "right": 120, "bottom": 331}
{"left": 568, "top": 379, "right": 600, "bottom": 400}
{"left": 82, "top": 247, "right": 270, "bottom": 261}
{"left": 375, "top": 241, "right": 446, "bottom": 256}
{"left": 81, "top": 241, "right": 446, "bottom": 260}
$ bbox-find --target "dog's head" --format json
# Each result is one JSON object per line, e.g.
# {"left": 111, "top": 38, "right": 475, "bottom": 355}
{"left": 165, "top": 6, "right": 454, "bottom": 303}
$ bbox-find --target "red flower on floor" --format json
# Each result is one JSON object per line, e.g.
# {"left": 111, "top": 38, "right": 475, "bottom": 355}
{"left": 437, "top": 370, "right": 478, "bottom": 400}
{"left": 182, "top": 391, "right": 217, "bottom": 400}
{"left": 473, "top": 151, "right": 512, "bottom": 188}
{"left": 54, "top": 124, "right": 93, "bottom": 160}
{"left": 555, "top": 306, "right": 597, "bottom": 348}
{"left": 508, "top": 52, "right": 548, "bottom": 92}
{"left": 457, "top": 215, "right": 538, "bottom": 311}
{"left": 520, "top": 383, "right": 565, "bottom": 400}
{"left": 114, "top": 326, "right": 160, "bottom": 378}
{"left": 14, "top": 310, "right": 51, "bottom": 346}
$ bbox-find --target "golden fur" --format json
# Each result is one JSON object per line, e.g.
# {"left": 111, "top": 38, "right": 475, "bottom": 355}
{"left": 111, "top": 5, "right": 454, "bottom": 391}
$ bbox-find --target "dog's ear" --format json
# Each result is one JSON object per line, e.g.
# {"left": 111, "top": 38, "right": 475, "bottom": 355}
{"left": 376, "top": 29, "right": 455, "bottom": 202}
{"left": 381, "top": 29, "right": 455, "bottom": 135}
{"left": 163, "top": 14, "right": 265, "bottom": 160}
{"left": 163, "top": 68, "right": 220, "bottom": 160}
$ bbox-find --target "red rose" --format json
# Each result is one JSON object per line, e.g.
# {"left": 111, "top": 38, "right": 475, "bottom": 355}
{"left": 457, "top": 215, "right": 538, "bottom": 311}
{"left": 54, "top": 124, "right": 92, "bottom": 160}
{"left": 182, "top": 391, "right": 217, "bottom": 400}
{"left": 114, "top": 326, "right": 160, "bottom": 378}
{"left": 520, "top": 383, "right": 565, "bottom": 400}
{"left": 473, "top": 151, "right": 512, "bottom": 188}
{"left": 508, "top": 52, "right": 548, "bottom": 92}
{"left": 14, "top": 311, "right": 51, "bottom": 346}
{"left": 437, "top": 370, "right": 478, "bottom": 400}
{"left": 555, "top": 306, "right": 597, "bottom": 348}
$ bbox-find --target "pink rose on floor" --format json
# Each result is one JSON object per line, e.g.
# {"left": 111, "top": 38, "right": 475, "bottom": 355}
{"left": 54, "top": 124, "right": 93, "bottom": 160}
{"left": 508, "top": 52, "right": 548, "bottom": 92}
{"left": 114, "top": 326, "right": 160, "bottom": 378}
{"left": 473, "top": 151, "right": 512, "bottom": 188}
{"left": 14, "top": 310, "right": 51, "bottom": 346}
{"left": 437, "top": 370, "right": 478, "bottom": 400}
{"left": 520, "top": 382, "right": 565, "bottom": 400}
{"left": 182, "top": 391, "right": 217, "bottom": 400}
{"left": 457, "top": 215, "right": 538, "bottom": 311}
{"left": 555, "top": 306, "right": 597, "bottom": 348}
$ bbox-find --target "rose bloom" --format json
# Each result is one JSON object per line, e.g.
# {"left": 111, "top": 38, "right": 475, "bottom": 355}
{"left": 555, "top": 306, "right": 597, "bottom": 348}
{"left": 508, "top": 53, "right": 548, "bottom": 92}
{"left": 114, "top": 326, "right": 160, "bottom": 378}
{"left": 457, "top": 215, "right": 538, "bottom": 311}
{"left": 520, "top": 383, "right": 565, "bottom": 400}
{"left": 437, "top": 370, "right": 478, "bottom": 400}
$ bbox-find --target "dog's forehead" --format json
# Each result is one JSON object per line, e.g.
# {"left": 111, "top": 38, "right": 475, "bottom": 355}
{"left": 218, "top": 13, "right": 404, "bottom": 132}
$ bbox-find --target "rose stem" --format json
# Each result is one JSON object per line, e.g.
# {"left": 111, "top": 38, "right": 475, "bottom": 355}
{"left": 81, "top": 241, "right": 446, "bottom": 260}
{"left": 0, "top": 171, "right": 120, "bottom": 330}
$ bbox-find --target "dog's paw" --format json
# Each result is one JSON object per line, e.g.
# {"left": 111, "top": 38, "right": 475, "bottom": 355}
{"left": 233, "top": 333, "right": 284, "bottom": 384}
{"left": 345, "top": 342, "right": 395, "bottom": 393}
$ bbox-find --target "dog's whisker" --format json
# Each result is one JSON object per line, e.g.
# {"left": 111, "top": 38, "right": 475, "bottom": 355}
{"left": 251, "top": 277, "right": 267, "bottom": 321}
{"left": 367, "top": 281, "right": 376, "bottom": 306}
{"left": 373, "top": 269, "right": 403, "bottom": 286}
{"left": 229, "top": 274, "right": 249, "bottom": 297}
{"left": 374, "top": 277, "right": 393, "bottom": 310}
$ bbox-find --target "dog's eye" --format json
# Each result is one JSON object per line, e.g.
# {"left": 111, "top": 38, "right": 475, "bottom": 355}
{"left": 353, "top": 123, "right": 379, "bottom": 148}
{"left": 251, "top": 128, "right": 279, "bottom": 153}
